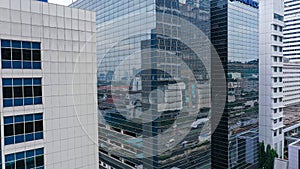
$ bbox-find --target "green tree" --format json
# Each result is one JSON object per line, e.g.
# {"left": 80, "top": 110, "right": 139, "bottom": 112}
{"left": 258, "top": 143, "right": 278, "bottom": 169}
{"left": 259, "top": 142, "right": 266, "bottom": 168}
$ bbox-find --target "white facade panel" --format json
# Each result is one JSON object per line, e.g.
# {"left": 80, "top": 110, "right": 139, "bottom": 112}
{"left": 0, "top": 0, "right": 98, "bottom": 168}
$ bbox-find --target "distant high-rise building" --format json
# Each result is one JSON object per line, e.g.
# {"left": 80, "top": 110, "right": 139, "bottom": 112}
{"left": 283, "top": 61, "right": 300, "bottom": 106}
{"left": 259, "top": 0, "right": 285, "bottom": 157}
{"left": 283, "top": 0, "right": 300, "bottom": 62}
{"left": 211, "top": 0, "right": 259, "bottom": 168}
{"left": 0, "top": 0, "right": 98, "bottom": 168}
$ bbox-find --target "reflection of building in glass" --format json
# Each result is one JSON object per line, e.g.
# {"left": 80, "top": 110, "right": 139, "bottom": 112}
{"left": 211, "top": 0, "right": 259, "bottom": 168}
{"left": 236, "top": 132, "right": 258, "bottom": 166}
{"left": 0, "top": 0, "right": 98, "bottom": 168}
{"left": 71, "top": 0, "right": 211, "bottom": 168}
{"left": 259, "top": 0, "right": 285, "bottom": 158}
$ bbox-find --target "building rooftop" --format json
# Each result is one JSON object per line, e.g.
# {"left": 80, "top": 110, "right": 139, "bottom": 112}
{"left": 284, "top": 104, "right": 300, "bottom": 128}
{"left": 290, "top": 139, "right": 300, "bottom": 147}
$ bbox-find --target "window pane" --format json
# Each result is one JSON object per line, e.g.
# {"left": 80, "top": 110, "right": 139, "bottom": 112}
{"left": 33, "top": 86, "right": 42, "bottom": 97}
{"left": 12, "top": 40, "right": 21, "bottom": 48}
{"left": 12, "top": 49, "right": 21, "bottom": 60}
{"left": 5, "top": 162, "right": 15, "bottom": 169}
{"left": 16, "top": 159, "right": 25, "bottom": 169}
{"left": 15, "top": 115, "right": 24, "bottom": 123}
{"left": 2, "top": 40, "right": 11, "bottom": 47}
{"left": 33, "top": 78, "right": 41, "bottom": 85}
{"left": 3, "top": 87, "right": 13, "bottom": 98}
{"left": 4, "top": 136, "right": 14, "bottom": 145}
{"left": 32, "top": 50, "right": 41, "bottom": 61}
{"left": 25, "top": 122, "right": 34, "bottom": 133}
{"left": 1, "top": 48, "right": 11, "bottom": 60}
{"left": 4, "top": 125, "right": 14, "bottom": 136}
{"left": 13, "top": 78, "right": 22, "bottom": 86}
{"left": 4, "top": 117, "right": 13, "bottom": 124}
{"left": 15, "top": 123, "right": 24, "bottom": 135}
{"left": 13, "top": 87, "right": 23, "bottom": 98}
{"left": 26, "top": 158, "right": 35, "bottom": 169}
{"left": 22, "top": 41, "right": 31, "bottom": 49}
{"left": 23, "top": 49, "right": 31, "bottom": 61}
{"left": 32, "top": 42, "right": 40, "bottom": 49}
{"left": 25, "top": 114, "right": 34, "bottom": 121}
{"left": 24, "top": 86, "right": 33, "bottom": 97}
{"left": 35, "top": 114, "right": 43, "bottom": 120}
{"left": 35, "top": 121, "right": 43, "bottom": 132}
{"left": 35, "top": 155, "right": 44, "bottom": 167}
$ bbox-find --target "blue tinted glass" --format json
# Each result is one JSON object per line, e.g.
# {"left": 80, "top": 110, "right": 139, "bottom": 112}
{"left": 24, "top": 98, "right": 33, "bottom": 105}
{"left": 12, "top": 61, "right": 22, "bottom": 69}
{"left": 3, "top": 79, "right": 12, "bottom": 86}
{"left": 16, "top": 152, "right": 25, "bottom": 160}
{"left": 23, "top": 61, "right": 32, "bottom": 69}
{"left": 12, "top": 41, "right": 21, "bottom": 48}
{"left": 33, "top": 62, "right": 41, "bottom": 69}
{"left": 36, "top": 167, "right": 44, "bottom": 169}
{"left": 34, "top": 97, "right": 42, "bottom": 104}
{"left": 1, "top": 40, "right": 11, "bottom": 47}
{"left": 35, "top": 132, "right": 43, "bottom": 140}
{"left": 32, "top": 42, "right": 41, "bottom": 49}
{"left": 13, "top": 78, "right": 22, "bottom": 86}
{"left": 15, "top": 115, "right": 24, "bottom": 123}
{"left": 3, "top": 99, "right": 13, "bottom": 107}
{"left": 4, "top": 117, "right": 13, "bottom": 124}
{"left": 22, "top": 41, "right": 31, "bottom": 49}
{"left": 24, "top": 78, "right": 32, "bottom": 85}
{"left": 36, "top": 148, "right": 44, "bottom": 155}
{"left": 4, "top": 137, "right": 14, "bottom": 145}
{"left": 2, "top": 61, "right": 12, "bottom": 68}
{"left": 14, "top": 98, "right": 23, "bottom": 106}
{"left": 33, "top": 78, "right": 41, "bottom": 85}
{"left": 5, "top": 154, "right": 15, "bottom": 162}
{"left": 15, "top": 135, "right": 24, "bottom": 143}
{"left": 35, "top": 114, "right": 43, "bottom": 120}
{"left": 26, "top": 150, "right": 34, "bottom": 157}
{"left": 25, "top": 133, "right": 34, "bottom": 141}
{"left": 25, "top": 114, "right": 34, "bottom": 121}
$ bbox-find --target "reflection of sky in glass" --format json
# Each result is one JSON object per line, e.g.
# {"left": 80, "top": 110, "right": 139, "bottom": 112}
{"left": 228, "top": 1, "right": 259, "bottom": 63}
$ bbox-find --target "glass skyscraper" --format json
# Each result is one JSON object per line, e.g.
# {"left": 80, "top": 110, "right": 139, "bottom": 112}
{"left": 211, "top": 0, "right": 259, "bottom": 168}
{"left": 71, "top": 0, "right": 212, "bottom": 168}
{"left": 71, "top": 0, "right": 259, "bottom": 168}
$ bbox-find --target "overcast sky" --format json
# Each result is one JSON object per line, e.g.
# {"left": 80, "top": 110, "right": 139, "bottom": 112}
{"left": 48, "top": 0, "right": 76, "bottom": 6}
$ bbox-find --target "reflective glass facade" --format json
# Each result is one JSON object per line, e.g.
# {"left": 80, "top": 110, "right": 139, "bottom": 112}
{"left": 211, "top": 0, "right": 259, "bottom": 168}
{"left": 72, "top": 0, "right": 211, "bottom": 168}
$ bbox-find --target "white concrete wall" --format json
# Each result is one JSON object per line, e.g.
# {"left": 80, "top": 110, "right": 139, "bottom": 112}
{"left": 0, "top": 0, "right": 98, "bottom": 168}
{"left": 288, "top": 143, "right": 299, "bottom": 169}
{"left": 259, "top": 0, "right": 285, "bottom": 157}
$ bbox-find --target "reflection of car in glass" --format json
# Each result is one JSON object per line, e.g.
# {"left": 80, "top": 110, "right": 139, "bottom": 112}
{"left": 166, "top": 139, "right": 175, "bottom": 148}
{"left": 191, "top": 118, "right": 209, "bottom": 129}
